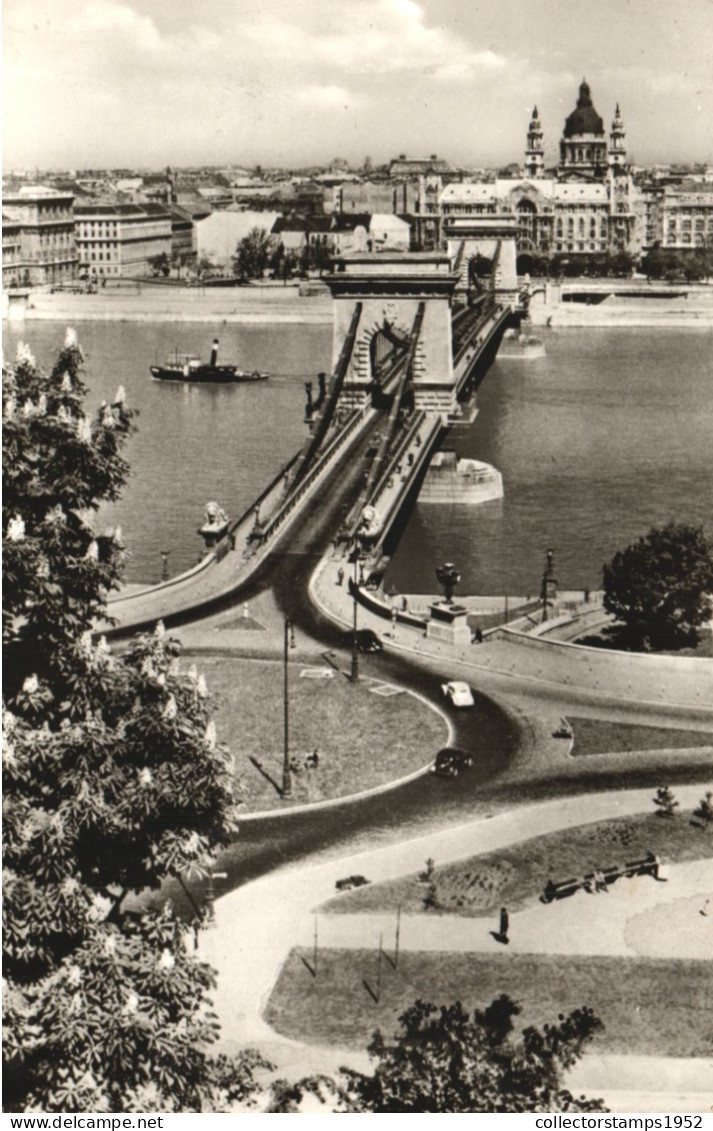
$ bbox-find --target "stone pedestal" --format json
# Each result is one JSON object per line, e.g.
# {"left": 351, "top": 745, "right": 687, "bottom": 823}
{"left": 426, "top": 601, "right": 472, "bottom": 646}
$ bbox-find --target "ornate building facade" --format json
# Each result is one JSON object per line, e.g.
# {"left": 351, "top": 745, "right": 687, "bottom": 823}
{"left": 436, "top": 81, "right": 642, "bottom": 267}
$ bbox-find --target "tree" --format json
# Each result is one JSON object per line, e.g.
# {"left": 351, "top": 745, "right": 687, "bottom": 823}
{"left": 3, "top": 334, "right": 267, "bottom": 1111}
{"left": 602, "top": 522, "right": 713, "bottom": 650}
{"left": 148, "top": 252, "right": 170, "bottom": 278}
{"left": 269, "top": 997, "right": 607, "bottom": 1112}
{"left": 233, "top": 227, "right": 276, "bottom": 280}
{"left": 653, "top": 785, "right": 679, "bottom": 818}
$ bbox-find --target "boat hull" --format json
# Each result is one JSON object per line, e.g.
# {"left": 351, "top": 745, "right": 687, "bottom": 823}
{"left": 150, "top": 365, "right": 268, "bottom": 383}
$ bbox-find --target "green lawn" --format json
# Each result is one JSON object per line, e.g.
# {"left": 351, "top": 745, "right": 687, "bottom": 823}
{"left": 265, "top": 948, "right": 713, "bottom": 1057}
{"left": 569, "top": 716, "right": 713, "bottom": 757}
{"left": 190, "top": 655, "right": 447, "bottom": 811}
{"left": 322, "top": 809, "right": 713, "bottom": 918}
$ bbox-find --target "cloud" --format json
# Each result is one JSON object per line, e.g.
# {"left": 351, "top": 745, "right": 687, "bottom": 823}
{"left": 75, "top": 0, "right": 163, "bottom": 52}
{"left": 298, "top": 85, "right": 366, "bottom": 110}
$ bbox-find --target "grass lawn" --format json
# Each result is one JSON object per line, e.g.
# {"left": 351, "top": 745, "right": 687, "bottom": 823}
{"left": 265, "top": 948, "right": 713, "bottom": 1057}
{"left": 569, "top": 716, "right": 713, "bottom": 757}
{"left": 321, "top": 809, "right": 713, "bottom": 918}
{"left": 191, "top": 655, "right": 447, "bottom": 811}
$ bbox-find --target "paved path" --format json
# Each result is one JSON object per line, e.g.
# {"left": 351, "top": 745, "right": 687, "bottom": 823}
{"left": 199, "top": 784, "right": 713, "bottom": 1111}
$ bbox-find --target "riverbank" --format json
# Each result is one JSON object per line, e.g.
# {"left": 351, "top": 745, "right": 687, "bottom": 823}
{"left": 528, "top": 282, "right": 713, "bottom": 327}
{"left": 5, "top": 281, "right": 333, "bottom": 325}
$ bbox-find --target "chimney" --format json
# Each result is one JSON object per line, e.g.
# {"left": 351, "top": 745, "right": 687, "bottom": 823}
{"left": 210, "top": 339, "right": 219, "bottom": 367}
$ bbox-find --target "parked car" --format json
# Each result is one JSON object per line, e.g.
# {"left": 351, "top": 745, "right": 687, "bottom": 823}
{"left": 433, "top": 747, "right": 475, "bottom": 778}
{"left": 441, "top": 680, "right": 475, "bottom": 708}
{"left": 338, "top": 629, "right": 384, "bottom": 653}
{"left": 335, "top": 874, "right": 370, "bottom": 891}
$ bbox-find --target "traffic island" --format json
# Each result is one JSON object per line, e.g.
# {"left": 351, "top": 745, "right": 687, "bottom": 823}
{"left": 318, "top": 807, "right": 713, "bottom": 918}
{"left": 192, "top": 654, "right": 448, "bottom": 812}
{"left": 264, "top": 948, "right": 712, "bottom": 1057}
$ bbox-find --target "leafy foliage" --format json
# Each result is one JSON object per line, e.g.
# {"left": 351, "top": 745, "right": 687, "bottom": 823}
{"left": 2, "top": 334, "right": 268, "bottom": 1111}
{"left": 602, "top": 522, "right": 713, "bottom": 650}
{"left": 268, "top": 996, "right": 607, "bottom": 1113}
{"left": 233, "top": 227, "right": 276, "bottom": 280}
{"left": 652, "top": 786, "right": 679, "bottom": 819}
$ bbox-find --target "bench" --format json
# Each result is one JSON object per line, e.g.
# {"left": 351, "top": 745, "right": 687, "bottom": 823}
{"left": 542, "top": 854, "right": 661, "bottom": 902}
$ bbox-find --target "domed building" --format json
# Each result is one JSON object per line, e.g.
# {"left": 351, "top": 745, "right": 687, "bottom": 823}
{"left": 559, "top": 80, "right": 608, "bottom": 180}
{"left": 437, "top": 80, "right": 641, "bottom": 269}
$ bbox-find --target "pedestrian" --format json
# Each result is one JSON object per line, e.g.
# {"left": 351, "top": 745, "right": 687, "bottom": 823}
{"left": 243, "top": 602, "right": 249, "bottom": 619}
{"left": 337, "top": 567, "right": 344, "bottom": 587}
{"left": 475, "top": 626, "right": 483, "bottom": 644}
{"left": 499, "top": 907, "right": 509, "bottom": 942}
{"left": 583, "top": 587, "right": 590, "bottom": 603}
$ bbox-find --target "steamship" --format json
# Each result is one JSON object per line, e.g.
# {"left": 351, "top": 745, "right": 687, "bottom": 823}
{"left": 150, "top": 339, "right": 269, "bottom": 383}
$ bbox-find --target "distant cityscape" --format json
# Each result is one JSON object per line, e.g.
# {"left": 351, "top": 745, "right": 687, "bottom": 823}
{"left": 3, "top": 81, "right": 713, "bottom": 291}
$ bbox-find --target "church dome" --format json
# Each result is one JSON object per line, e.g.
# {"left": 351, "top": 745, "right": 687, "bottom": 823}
{"left": 563, "top": 80, "right": 604, "bottom": 137}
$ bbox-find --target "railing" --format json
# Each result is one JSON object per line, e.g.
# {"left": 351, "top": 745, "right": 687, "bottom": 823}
{"left": 287, "top": 302, "right": 363, "bottom": 492}
{"left": 259, "top": 403, "right": 374, "bottom": 544}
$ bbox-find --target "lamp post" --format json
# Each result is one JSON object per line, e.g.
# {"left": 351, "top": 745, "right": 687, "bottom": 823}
{"left": 541, "top": 548, "right": 557, "bottom": 622}
{"left": 435, "top": 561, "right": 461, "bottom": 605}
{"left": 349, "top": 544, "right": 366, "bottom": 683}
{"left": 283, "top": 618, "right": 296, "bottom": 798}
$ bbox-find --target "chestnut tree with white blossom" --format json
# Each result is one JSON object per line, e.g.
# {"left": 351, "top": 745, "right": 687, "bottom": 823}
{"left": 2, "top": 334, "right": 267, "bottom": 1112}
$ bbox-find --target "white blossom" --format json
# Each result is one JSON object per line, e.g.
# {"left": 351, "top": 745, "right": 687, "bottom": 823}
{"left": 104, "top": 935, "right": 118, "bottom": 956}
{"left": 154, "top": 620, "right": 166, "bottom": 639}
{"left": 66, "top": 964, "right": 83, "bottom": 987}
{"left": 123, "top": 992, "right": 139, "bottom": 1015}
{"left": 78, "top": 630, "right": 93, "bottom": 657}
{"left": 113, "top": 385, "right": 126, "bottom": 406}
{"left": 204, "top": 720, "right": 217, "bottom": 751}
{"left": 85, "top": 540, "right": 99, "bottom": 561}
{"left": 157, "top": 949, "right": 175, "bottom": 972}
{"left": 46, "top": 504, "right": 66, "bottom": 525}
{"left": 37, "top": 393, "right": 47, "bottom": 414}
{"left": 77, "top": 415, "right": 92, "bottom": 443}
{"left": 60, "top": 371, "right": 73, "bottom": 393}
{"left": 188, "top": 664, "right": 198, "bottom": 682}
{"left": 4, "top": 393, "right": 16, "bottom": 419}
{"left": 22, "top": 674, "right": 39, "bottom": 694}
{"left": 100, "top": 403, "right": 115, "bottom": 429}
{"left": 16, "top": 342, "right": 36, "bottom": 367}
{"left": 141, "top": 657, "right": 157, "bottom": 680}
{"left": 22, "top": 400, "right": 35, "bottom": 418}
{"left": 7, "top": 515, "right": 26, "bottom": 542}
{"left": 57, "top": 404, "right": 72, "bottom": 425}
{"left": 64, "top": 327, "right": 78, "bottom": 349}
{"left": 113, "top": 525, "right": 123, "bottom": 545}
{"left": 138, "top": 767, "right": 153, "bottom": 787}
{"left": 162, "top": 695, "right": 177, "bottom": 721}
{"left": 36, "top": 556, "right": 50, "bottom": 579}
{"left": 197, "top": 674, "right": 208, "bottom": 698}
{"left": 96, "top": 635, "right": 110, "bottom": 657}
{"left": 156, "top": 672, "right": 166, "bottom": 688}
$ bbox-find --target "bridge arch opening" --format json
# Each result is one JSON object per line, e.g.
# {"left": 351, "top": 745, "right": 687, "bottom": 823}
{"left": 467, "top": 254, "right": 493, "bottom": 288}
{"left": 517, "top": 252, "right": 537, "bottom": 275}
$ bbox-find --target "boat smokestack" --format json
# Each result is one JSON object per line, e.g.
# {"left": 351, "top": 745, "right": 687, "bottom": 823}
{"left": 210, "top": 339, "right": 219, "bottom": 367}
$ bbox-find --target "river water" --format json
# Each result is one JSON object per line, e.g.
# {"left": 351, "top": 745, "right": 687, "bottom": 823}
{"left": 6, "top": 320, "right": 712, "bottom": 594}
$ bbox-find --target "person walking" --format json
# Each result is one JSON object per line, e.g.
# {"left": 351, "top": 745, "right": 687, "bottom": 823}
{"left": 499, "top": 907, "right": 509, "bottom": 943}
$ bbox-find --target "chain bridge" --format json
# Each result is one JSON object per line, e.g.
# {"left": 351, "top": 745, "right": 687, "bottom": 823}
{"left": 105, "top": 239, "right": 519, "bottom": 637}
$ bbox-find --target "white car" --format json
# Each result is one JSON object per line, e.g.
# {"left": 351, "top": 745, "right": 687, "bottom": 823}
{"left": 441, "top": 680, "right": 475, "bottom": 708}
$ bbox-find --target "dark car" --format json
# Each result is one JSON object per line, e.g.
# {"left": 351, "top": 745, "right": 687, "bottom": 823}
{"left": 432, "top": 747, "right": 475, "bottom": 778}
{"left": 338, "top": 629, "right": 384, "bottom": 654}
{"left": 335, "top": 874, "right": 370, "bottom": 891}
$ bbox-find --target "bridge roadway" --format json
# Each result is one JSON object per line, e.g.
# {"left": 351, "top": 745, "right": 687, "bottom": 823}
{"left": 104, "top": 298, "right": 511, "bottom": 637}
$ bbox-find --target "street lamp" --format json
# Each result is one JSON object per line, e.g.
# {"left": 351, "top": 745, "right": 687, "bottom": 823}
{"left": 435, "top": 561, "right": 461, "bottom": 605}
{"left": 283, "top": 618, "right": 296, "bottom": 798}
{"left": 541, "top": 548, "right": 557, "bottom": 622}
{"left": 349, "top": 544, "right": 366, "bottom": 683}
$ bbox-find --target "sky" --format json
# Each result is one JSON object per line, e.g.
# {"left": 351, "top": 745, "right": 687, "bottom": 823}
{"left": 4, "top": 0, "right": 713, "bottom": 172}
